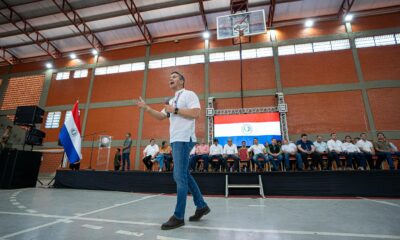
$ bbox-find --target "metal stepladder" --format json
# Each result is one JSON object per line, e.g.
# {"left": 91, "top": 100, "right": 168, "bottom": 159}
{"left": 225, "top": 175, "right": 265, "bottom": 198}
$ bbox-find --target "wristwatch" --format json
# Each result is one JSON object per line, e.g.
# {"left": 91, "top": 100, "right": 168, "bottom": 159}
{"left": 174, "top": 107, "right": 179, "bottom": 114}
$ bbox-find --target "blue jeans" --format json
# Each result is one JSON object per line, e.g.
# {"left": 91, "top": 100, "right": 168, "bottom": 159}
{"left": 252, "top": 153, "right": 267, "bottom": 169}
{"left": 155, "top": 153, "right": 165, "bottom": 170}
{"left": 376, "top": 152, "right": 395, "bottom": 170}
{"left": 171, "top": 141, "right": 207, "bottom": 220}
{"left": 268, "top": 154, "right": 282, "bottom": 171}
{"left": 122, "top": 152, "right": 130, "bottom": 171}
{"left": 191, "top": 154, "right": 209, "bottom": 171}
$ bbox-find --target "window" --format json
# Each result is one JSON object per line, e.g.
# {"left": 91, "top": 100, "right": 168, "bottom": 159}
{"left": 106, "top": 65, "right": 119, "bottom": 74}
{"left": 118, "top": 64, "right": 132, "bottom": 73}
{"left": 295, "top": 43, "right": 313, "bottom": 54}
{"left": 330, "top": 39, "right": 350, "bottom": 50}
{"left": 73, "top": 69, "right": 88, "bottom": 78}
{"left": 224, "top": 51, "right": 240, "bottom": 61}
{"left": 132, "top": 62, "right": 145, "bottom": 71}
{"left": 176, "top": 56, "right": 190, "bottom": 66}
{"left": 190, "top": 54, "right": 205, "bottom": 64}
{"left": 45, "top": 111, "right": 61, "bottom": 129}
{"left": 313, "top": 41, "right": 332, "bottom": 52}
{"left": 56, "top": 72, "right": 70, "bottom": 80}
{"left": 242, "top": 49, "right": 257, "bottom": 59}
{"left": 396, "top": 33, "right": 400, "bottom": 44}
{"left": 355, "top": 37, "right": 375, "bottom": 48}
{"left": 95, "top": 67, "right": 107, "bottom": 75}
{"left": 278, "top": 45, "right": 295, "bottom": 56}
{"left": 256, "top": 47, "right": 273, "bottom": 57}
{"left": 161, "top": 58, "right": 175, "bottom": 67}
{"left": 374, "top": 34, "right": 396, "bottom": 46}
{"left": 209, "top": 52, "right": 224, "bottom": 62}
{"left": 149, "top": 60, "right": 162, "bottom": 69}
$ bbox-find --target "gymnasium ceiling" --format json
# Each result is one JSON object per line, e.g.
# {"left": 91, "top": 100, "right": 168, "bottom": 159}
{"left": 0, "top": 0, "right": 399, "bottom": 65}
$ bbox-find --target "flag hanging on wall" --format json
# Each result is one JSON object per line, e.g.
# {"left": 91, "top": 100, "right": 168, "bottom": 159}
{"left": 59, "top": 101, "right": 82, "bottom": 163}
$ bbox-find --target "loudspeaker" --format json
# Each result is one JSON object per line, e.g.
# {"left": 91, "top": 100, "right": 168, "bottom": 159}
{"left": 0, "top": 149, "right": 42, "bottom": 189}
{"left": 25, "top": 128, "right": 46, "bottom": 146}
{"left": 14, "top": 106, "right": 44, "bottom": 126}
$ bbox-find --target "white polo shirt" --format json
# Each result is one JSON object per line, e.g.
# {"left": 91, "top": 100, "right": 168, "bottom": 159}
{"left": 327, "top": 139, "right": 343, "bottom": 152}
{"left": 210, "top": 144, "right": 223, "bottom": 156}
{"left": 356, "top": 139, "right": 374, "bottom": 153}
{"left": 248, "top": 144, "right": 265, "bottom": 155}
{"left": 342, "top": 142, "right": 361, "bottom": 153}
{"left": 281, "top": 142, "right": 297, "bottom": 153}
{"left": 143, "top": 144, "right": 159, "bottom": 157}
{"left": 163, "top": 89, "right": 200, "bottom": 143}
{"left": 223, "top": 144, "right": 238, "bottom": 155}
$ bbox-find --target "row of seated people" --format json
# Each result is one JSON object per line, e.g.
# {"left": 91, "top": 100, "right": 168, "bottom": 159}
{"left": 137, "top": 132, "right": 400, "bottom": 172}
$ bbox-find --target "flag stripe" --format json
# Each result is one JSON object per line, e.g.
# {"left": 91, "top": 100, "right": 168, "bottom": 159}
{"left": 72, "top": 102, "right": 81, "bottom": 134}
{"left": 214, "top": 122, "right": 281, "bottom": 137}
{"left": 59, "top": 125, "right": 80, "bottom": 163}
{"left": 216, "top": 135, "right": 282, "bottom": 147}
{"left": 214, "top": 113, "right": 280, "bottom": 124}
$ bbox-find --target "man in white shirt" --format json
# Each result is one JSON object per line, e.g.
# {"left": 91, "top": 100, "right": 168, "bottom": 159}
{"left": 342, "top": 135, "right": 366, "bottom": 170}
{"left": 142, "top": 139, "right": 159, "bottom": 171}
{"left": 209, "top": 138, "right": 225, "bottom": 172}
{"left": 314, "top": 135, "right": 328, "bottom": 170}
{"left": 281, "top": 139, "right": 301, "bottom": 171}
{"left": 223, "top": 138, "right": 240, "bottom": 172}
{"left": 248, "top": 138, "right": 268, "bottom": 172}
{"left": 327, "top": 133, "right": 343, "bottom": 170}
{"left": 137, "top": 71, "right": 209, "bottom": 230}
{"left": 356, "top": 133, "right": 375, "bottom": 169}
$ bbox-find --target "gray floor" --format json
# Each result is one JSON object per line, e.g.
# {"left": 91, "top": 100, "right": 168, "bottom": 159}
{"left": 0, "top": 187, "right": 399, "bottom": 240}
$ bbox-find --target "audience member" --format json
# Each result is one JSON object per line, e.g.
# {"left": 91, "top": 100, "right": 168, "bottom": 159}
{"left": 142, "top": 139, "right": 159, "bottom": 171}
{"left": 342, "top": 135, "right": 366, "bottom": 170}
{"left": 356, "top": 133, "right": 375, "bottom": 169}
{"left": 327, "top": 133, "right": 343, "bottom": 170}
{"left": 191, "top": 139, "right": 210, "bottom": 172}
{"left": 248, "top": 138, "right": 268, "bottom": 172}
{"left": 266, "top": 138, "right": 281, "bottom": 171}
{"left": 122, "top": 132, "right": 132, "bottom": 171}
{"left": 281, "top": 139, "right": 301, "bottom": 171}
{"left": 114, "top": 148, "right": 121, "bottom": 171}
{"left": 209, "top": 138, "right": 225, "bottom": 172}
{"left": 313, "top": 135, "right": 328, "bottom": 170}
{"left": 374, "top": 132, "right": 395, "bottom": 170}
{"left": 223, "top": 138, "right": 240, "bottom": 172}
{"left": 155, "top": 141, "right": 173, "bottom": 172}
{"left": 238, "top": 141, "right": 250, "bottom": 172}
{"left": 296, "top": 134, "right": 318, "bottom": 170}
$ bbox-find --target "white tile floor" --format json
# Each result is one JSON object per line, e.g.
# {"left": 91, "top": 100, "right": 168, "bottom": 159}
{"left": 0, "top": 188, "right": 399, "bottom": 240}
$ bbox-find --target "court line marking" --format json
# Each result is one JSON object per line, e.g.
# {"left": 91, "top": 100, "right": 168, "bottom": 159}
{"left": 0, "top": 194, "right": 161, "bottom": 239}
{"left": 82, "top": 224, "right": 103, "bottom": 230}
{"left": 0, "top": 210, "right": 399, "bottom": 239}
{"left": 157, "top": 235, "right": 189, "bottom": 240}
{"left": 116, "top": 230, "right": 144, "bottom": 237}
{"left": 360, "top": 197, "right": 400, "bottom": 208}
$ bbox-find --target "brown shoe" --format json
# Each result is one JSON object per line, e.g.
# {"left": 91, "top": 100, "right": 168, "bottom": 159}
{"left": 161, "top": 216, "right": 184, "bottom": 230}
{"left": 189, "top": 206, "right": 210, "bottom": 221}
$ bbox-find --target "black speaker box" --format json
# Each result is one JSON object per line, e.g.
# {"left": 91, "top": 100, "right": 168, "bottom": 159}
{"left": 0, "top": 149, "right": 42, "bottom": 189}
{"left": 25, "top": 129, "right": 46, "bottom": 146}
{"left": 14, "top": 106, "right": 44, "bottom": 126}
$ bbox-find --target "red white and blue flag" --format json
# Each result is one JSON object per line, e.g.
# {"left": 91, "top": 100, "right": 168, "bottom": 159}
{"left": 59, "top": 101, "right": 82, "bottom": 163}
{"left": 214, "top": 112, "right": 282, "bottom": 146}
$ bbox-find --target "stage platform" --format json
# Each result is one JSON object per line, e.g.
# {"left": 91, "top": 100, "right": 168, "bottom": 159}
{"left": 54, "top": 170, "right": 400, "bottom": 197}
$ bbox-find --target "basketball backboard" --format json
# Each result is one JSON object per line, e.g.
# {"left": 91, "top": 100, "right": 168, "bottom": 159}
{"left": 217, "top": 10, "right": 266, "bottom": 40}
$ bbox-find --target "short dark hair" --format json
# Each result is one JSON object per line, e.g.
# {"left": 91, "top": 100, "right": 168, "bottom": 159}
{"left": 360, "top": 132, "right": 366, "bottom": 136}
{"left": 150, "top": 138, "right": 155, "bottom": 142}
{"left": 213, "top": 138, "right": 218, "bottom": 142}
{"left": 161, "top": 140, "right": 166, "bottom": 147}
{"left": 330, "top": 132, "right": 336, "bottom": 136}
{"left": 345, "top": 135, "right": 352, "bottom": 139}
{"left": 117, "top": 148, "right": 121, "bottom": 151}
{"left": 301, "top": 133, "right": 307, "bottom": 138}
{"left": 127, "top": 132, "right": 131, "bottom": 136}
{"left": 171, "top": 71, "right": 185, "bottom": 87}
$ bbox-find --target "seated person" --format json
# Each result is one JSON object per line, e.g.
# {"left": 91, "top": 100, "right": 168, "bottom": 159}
{"left": 356, "top": 133, "right": 375, "bottom": 169}
{"left": 374, "top": 132, "right": 395, "bottom": 170}
{"left": 296, "top": 134, "right": 318, "bottom": 170}
{"left": 189, "top": 143, "right": 198, "bottom": 171}
{"left": 327, "top": 133, "right": 343, "bottom": 170}
{"left": 238, "top": 141, "right": 250, "bottom": 172}
{"left": 387, "top": 140, "right": 400, "bottom": 170}
{"left": 209, "top": 138, "right": 225, "bottom": 172}
{"left": 281, "top": 139, "right": 301, "bottom": 171}
{"left": 248, "top": 138, "right": 268, "bottom": 172}
{"left": 191, "top": 139, "right": 210, "bottom": 172}
{"left": 223, "top": 138, "right": 241, "bottom": 172}
{"left": 313, "top": 135, "right": 328, "bottom": 170}
{"left": 114, "top": 148, "right": 121, "bottom": 171}
{"left": 266, "top": 138, "right": 281, "bottom": 171}
{"left": 342, "top": 135, "right": 366, "bottom": 170}
{"left": 155, "top": 141, "right": 173, "bottom": 172}
{"left": 142, "top": 139, "right": 159, "bottom": 171}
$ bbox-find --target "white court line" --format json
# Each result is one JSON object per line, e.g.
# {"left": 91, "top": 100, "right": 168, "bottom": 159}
{"left": 116, "top": 230, "right": 144, "bottom": 237}
{"left": 1, "top": 210, "right": 399, "bottom": 239}
{"left": 248, "top": 205, "right": 265, "bottom": 207}
{"left": 157, "top": 235, "right": 189, "bottom": 240}
{"left": 26, "top": 210, "right": 38, "bottom": 214}
{"left": 82, "top": 224, "right": 103, "bottom": 230}
{"left": 17, "top": 206, "right": 26, "bottom": 209}
{"left": 360, "top": 197, "right": 400, "bottom": 208}
{"left": 0, "top": 194, "right": 161, "bottom": 239}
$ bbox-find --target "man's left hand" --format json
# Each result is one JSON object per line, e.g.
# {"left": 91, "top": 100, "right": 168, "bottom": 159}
{"left": 164, "top": 105, "right": 174, "bottom": 113}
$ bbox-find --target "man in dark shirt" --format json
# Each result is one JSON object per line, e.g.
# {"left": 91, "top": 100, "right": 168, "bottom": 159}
{"left": 267, "top": 138, "right": 282, "bottom": 171}
{"left": 374, "top": 132, "right": 395, "bottom": 170}
{"left": 296, "top": 133, "right": 318, "bottom": 170}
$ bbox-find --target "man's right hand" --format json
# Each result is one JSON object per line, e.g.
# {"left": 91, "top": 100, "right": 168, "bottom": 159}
{"left": 137, "top": 96, "right": 148, "bottom": 110}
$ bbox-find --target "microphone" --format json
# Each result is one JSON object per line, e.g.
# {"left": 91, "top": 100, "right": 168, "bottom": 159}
{"left": 164, "top": 97, "right": 171, "bottom": 118}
